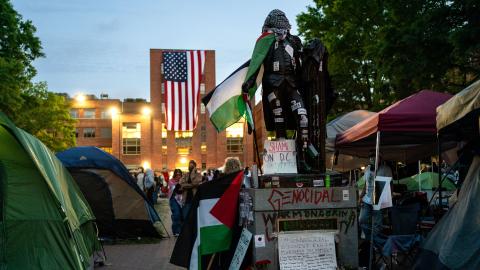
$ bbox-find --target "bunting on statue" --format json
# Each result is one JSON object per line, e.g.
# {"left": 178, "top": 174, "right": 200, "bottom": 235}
{"left": 163, "top": 50, "right": 205, "bottom": 131}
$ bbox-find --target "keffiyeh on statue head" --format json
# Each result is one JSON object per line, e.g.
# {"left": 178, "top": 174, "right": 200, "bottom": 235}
{"left": 262, "top": 9, "right": 291, "bottom": 40}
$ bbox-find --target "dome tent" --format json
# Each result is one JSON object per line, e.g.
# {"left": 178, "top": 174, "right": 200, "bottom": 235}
{"left": 57, "top": 146, "right": 164, "bottom": 238}
{"left": 0, "top": 113, "right": 99, "bottom": 269}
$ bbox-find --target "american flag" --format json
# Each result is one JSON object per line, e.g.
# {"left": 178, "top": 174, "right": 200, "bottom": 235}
{"left": 163, "top": 50, "right": 205, "bottom": 131}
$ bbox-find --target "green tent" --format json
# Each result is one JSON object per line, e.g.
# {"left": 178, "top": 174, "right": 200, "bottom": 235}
{"left": 0, "top": 113, "right": 99, "bottom": 269}
{"left": 398, "top": 172, "right": 456, "bottom": 191}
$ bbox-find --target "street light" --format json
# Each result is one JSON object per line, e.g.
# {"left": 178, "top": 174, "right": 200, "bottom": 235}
{"left": 142, "top": 106, "right": 151, "bottom": 116}
{"left": 75, "top": 94, "right": 86, "bottom": 103}
{"left": 109, "top": 107, "right": 119, "bottom": 117}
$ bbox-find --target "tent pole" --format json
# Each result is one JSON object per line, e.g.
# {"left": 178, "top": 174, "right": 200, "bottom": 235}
{"left": 369, "top": 131, "right": 381, "bottom": 270}
{"left": 438, "top": 136, "right": 442, "bottom": 208}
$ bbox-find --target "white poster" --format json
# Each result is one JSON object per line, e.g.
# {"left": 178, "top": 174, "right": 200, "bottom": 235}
{"left": 229, "top": 228, "right": 252, "bottom": 270}
{"left": 373, "top": 176, "right": 393, "bottom": 210}
{"left": 262, "top": 140, "right": 297, "bottom": 174}
{"left": 278, "top": 232, "right": 337, "bottom": 270}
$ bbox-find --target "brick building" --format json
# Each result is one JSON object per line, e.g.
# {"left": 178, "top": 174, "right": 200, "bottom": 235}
{"left": 71, "top": 49, "right": 255, "bottom": 172}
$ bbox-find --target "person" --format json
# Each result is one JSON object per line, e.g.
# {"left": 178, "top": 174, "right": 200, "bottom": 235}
{"left": 223, "top": 157, "right": 242, "bottom": 175}
{"left": 242, "top": 9, "right": 315, "bottom": 172}
{"left": 202, "top": 172, "right": 208, "bottom": 183}
{"left": 358, "top": 151, "right": 392, "bottom": 247}
{"left": 179, "top": 160, "right": 202, "bottom": 219}
{"left": 169, "top": 169, "right": 183, "bottom": 236}
{"left": 144, "top": 168, "right": 156, "bottom": 204}
{"left": 207, "top": 169, "right": 214, "bottom": 181}
{"left": 136, "top": 167, "right": 145, "bottom": 191}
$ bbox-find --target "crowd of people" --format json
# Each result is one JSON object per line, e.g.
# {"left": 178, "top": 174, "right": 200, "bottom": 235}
{"left": 130, "top": 157, "right": 249, "bottom": 237}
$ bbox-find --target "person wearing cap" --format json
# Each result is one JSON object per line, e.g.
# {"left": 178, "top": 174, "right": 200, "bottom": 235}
{"left": 358, "top": 151, "right": 392, "bottom": 246}
{"left": 179, "top": 160, "right": 202, "bottom": 219}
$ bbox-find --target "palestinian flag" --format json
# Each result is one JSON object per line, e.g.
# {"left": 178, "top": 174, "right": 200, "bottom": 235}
{"left": 202, "top": 33, "right": 275, "bottom": 132}
{"left": 170, "top": 171, "right": 244, "bottom": 270}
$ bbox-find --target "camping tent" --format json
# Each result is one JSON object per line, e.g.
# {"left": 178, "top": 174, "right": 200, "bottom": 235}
{"left": 0, "top": 113, "right": 99, "bottom": 269}
{"left": 437, "top": 80, "right": 480, "bottom": 141}
{"left": 57, "top": 146, "right": 162, "bottom": 238}
{"left": 335, "top": 90, "right": 452, "bottom": 162}
{"left": 414, "top": 156, "right": 480, "bottom": 269}
{"left": 326, "top": 110, "right": 375, "bottom": 171}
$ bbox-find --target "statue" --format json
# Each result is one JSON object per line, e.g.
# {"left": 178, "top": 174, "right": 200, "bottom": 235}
{"left": 242, "top": 9, "right": 325, "bottom": 173}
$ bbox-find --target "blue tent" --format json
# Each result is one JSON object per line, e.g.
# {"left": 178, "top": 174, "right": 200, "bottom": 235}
{"left": 57, "top": 146, "right": 163, "bottom": 238}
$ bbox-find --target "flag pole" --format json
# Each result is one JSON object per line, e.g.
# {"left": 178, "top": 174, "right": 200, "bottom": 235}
{"left": 245, "top": 97, "right": 263, "bottom": 175}
{"left": 207, "top": 253, "right": 216, "bottom": 270}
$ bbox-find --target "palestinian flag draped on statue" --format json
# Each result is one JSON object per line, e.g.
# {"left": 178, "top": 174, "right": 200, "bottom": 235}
{"left": 170, "top": 171, "right": 244, "bottom": 270}
{"left": 202, "top": 33, "right": 275, "bottom": 132}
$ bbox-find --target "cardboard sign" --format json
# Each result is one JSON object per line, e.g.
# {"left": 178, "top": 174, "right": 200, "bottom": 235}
{"left": 278, "top": 232, "right": 337, "bottom": 270}
{"left": 262, "top": 140, "right": 297, "bottom": 174}
{"left": 228, "top": 228, "right": 252, "bottom": 270}
{"left": 373, "top": 176, "right": 393, "bottom": 210}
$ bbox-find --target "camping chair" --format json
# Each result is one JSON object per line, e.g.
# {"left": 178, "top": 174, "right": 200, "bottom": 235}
{"left": 376, "top": 203, "right": 422, "bottom": 269}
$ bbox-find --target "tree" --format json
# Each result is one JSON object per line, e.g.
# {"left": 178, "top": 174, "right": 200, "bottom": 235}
{"left": 297, "top": 0, "right": 480, "bottom": 116}
{"left": 0, "top": 0, "right": 76, "bottom": 151}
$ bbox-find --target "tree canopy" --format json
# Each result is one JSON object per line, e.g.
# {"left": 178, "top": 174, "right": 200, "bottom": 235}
{"left": 297, "top": 0, "right": 480, "bottom": 115}
{"left": 0, "top": 0, "right": 75, "bottom": 151}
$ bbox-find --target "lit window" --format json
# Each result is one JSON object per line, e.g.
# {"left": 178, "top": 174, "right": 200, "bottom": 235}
{"left": 162, "top": 124, "right": 167, "bottom": 138}
{"left": 201, "top": 125, "right": 206, "bottom": 142}
{"left": 162, "top": 155, "right": 168, "bottom": 169}
{"left": 83, "top": 109, "right": 96, "bottom": 119}
{"left": 100, "top": 128, "right": 112, "bottom": 138}
{"left": 162, "top": 145, "right": 167, "bottom": 155}
{"left": 70, "top": 109, "right": 79, "bottom": 119}
{"left": 202, "top": 162, "right": 207, "bottom": 170}
{"left": 161, "top": 84, "right": 165, "bottom": 94}
{"left": 227, "top": 137, "right": 243, "bottom": 154}
{"left": 83, "top": 128, "right": 95, "bottom": 138}
{"left": 175, "top": 131, "right": 193, "bottom": 138}
{"left": 200, "top": 83, "right": 206, "bottom": 94}
{"left": 100, "top": 147, "right": 112, "bottom": 153}
{"left": 201, "top": 143, "right": 207, "bottom": 153}
{"left": 201, "top": 103, "right": 205, "bottom": 114}
{"left": 122, "top": 123, "right": 141, "bottom": 138}
{"left": 177, "top": 147, "right": 191, "bottom": 155}
{"left": 226, "top": 121, "right": 244, "bottom": 138}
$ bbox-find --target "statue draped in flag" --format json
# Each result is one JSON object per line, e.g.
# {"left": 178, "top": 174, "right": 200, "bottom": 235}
{"left": 242, "top": 9, "right": 317, "bottom": 172}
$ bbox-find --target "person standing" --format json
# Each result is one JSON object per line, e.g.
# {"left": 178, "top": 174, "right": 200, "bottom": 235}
{"left": 144, "top": 168, "right": 156, "bottom": 204}
{"left": 169, "top": 169, "right": 183, "bottom": 236}
{"left": 136, "top": 167, "right": 145, "bottom": 192}
{"left": 179, "top": 160, "right": 202, "bottom": 219}
{"left": 359, "top": 152, "right": 392, "bottom": 246}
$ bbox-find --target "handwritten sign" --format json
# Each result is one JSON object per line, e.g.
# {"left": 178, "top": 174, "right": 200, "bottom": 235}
{"left": 278, "top": 232, "right": 337, "bottom": 270}
{"left": 228, "top": 228, "right": 252, "bottom": 270}
{"left": 262, "top": 140, "right": 297, "bottom": 174}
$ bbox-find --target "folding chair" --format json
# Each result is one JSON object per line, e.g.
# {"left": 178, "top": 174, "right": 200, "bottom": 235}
{"left": 376, "top": 203, "right": 422, "bottom": 269}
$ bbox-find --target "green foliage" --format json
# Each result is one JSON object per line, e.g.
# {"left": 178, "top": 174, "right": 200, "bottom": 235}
{"left": 297, "top": 0, "right": 480, "bottom": 116}
{"left": 0, "top": 0, "right": 75, "bottom": 151}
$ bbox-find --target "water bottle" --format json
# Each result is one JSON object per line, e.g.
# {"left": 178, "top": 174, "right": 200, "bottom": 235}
{"left": 325, "top": 174, "right": 331, "bottom": 188}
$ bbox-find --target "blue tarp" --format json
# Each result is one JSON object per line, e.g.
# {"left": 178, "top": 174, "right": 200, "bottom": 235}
{"left": 57, "top": 146, "right": 160, "bottom": 222}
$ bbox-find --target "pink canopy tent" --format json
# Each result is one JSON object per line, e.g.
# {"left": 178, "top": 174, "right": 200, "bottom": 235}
{"left": 335, "top": 90, "right": 453, "bottom": 162}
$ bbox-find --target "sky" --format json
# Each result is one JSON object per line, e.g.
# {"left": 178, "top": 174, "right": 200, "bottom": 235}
{"left": 12, "top": 0, "right": 313, "bottom": 100}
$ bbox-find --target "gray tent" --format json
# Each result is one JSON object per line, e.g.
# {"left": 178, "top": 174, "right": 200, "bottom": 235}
{"left": 326, "top": 110, "right": 375, "bottom": 171}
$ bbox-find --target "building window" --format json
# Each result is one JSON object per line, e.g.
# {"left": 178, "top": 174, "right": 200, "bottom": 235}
{"left": 201, "top": 143, "right": 207, "bottom": 153}
{"left": 201, "top": 125, "right": 206, "bottom": 142}
{"left": 122, "top": 122, "right": 141, "bottom": 138}
{"left": 100, "top": 128, "right": 112, "bottom": 138}
{"left": 83, "top": 128, "right": 95, "bottom": 138}
{"left": 123, "top": 138, "right": 141, "bottom": 155}
{"left": 70, "top": 109, "right": 79, "bottom": 119}
{"left": 177, "top": 147, "right": 191, "bottom": 155}
{"left": 175, "top": 131, "right": 193, "bottom": 138}
{"left": 101, "top": 110, "right": 111, "bottom": 119}
{"left": 161, "top": 63, "right": 164, "bottom": 74}
{"left": 200, "top": 83, "right": 206, "bottom": 94}
{"left": 226, "top": 122, "right": 244, "bottom": 138}
{"left": 162, "top": 145, "right": 167, "bottom": 155}
{"left": 227, "top": 137, "right": 243, "bottom": 154}
{"left": 161, "top": 84, "right": 165, "bottom": 94}
{"left": 100, "top": 147, "right": 112, "bottom": 153}
{"left": 83, "top": 109, "right": 96, "bottom": 119}
{"left": 75, "top": 128, "right": 79, "bottom": 138}
{"left": 201, "top": 103, "right": 205, "bottom": 114}
{"left": 202, "top": 162, "right": 207, "bottom": 170}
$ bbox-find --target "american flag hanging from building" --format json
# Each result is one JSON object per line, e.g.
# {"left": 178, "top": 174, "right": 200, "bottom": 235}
{"left": 163, "top": 50, "right": 205, "bottom": 131}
